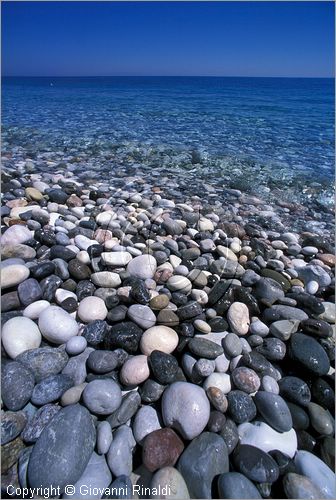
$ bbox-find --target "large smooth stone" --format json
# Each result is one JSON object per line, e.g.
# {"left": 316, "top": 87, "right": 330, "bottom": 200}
{"left": 298, "top": 264, "right": 332, "bottom": 288}
{"left": 238, "top": 421, "right": 297, "bottom": 458}
{"left": 127, "top": 304, "right": 156, "bottom": 329}
{"left": 294, "top": 450, "right": 335, "bottom": 499}
{"left": 82, "top": 379, "right": 122, "bottom": 415}
{"left": 254, "top": 392, "right": 293, "bottom": 432}
{"left": 2, "top": 317, "right": 42, "bottom": 359}
{"left": 140, "top": 326, "right": 178, "bottom": 355}
{"left": 62, "top": 452, "right": 112, "bottom": 499}
{"left": 127, "top": 254, "right": 157, "bottom": 279}
{"left": 38, "top": 305, "right": 79, "bottom": 344}
{"left": 177, "top": 432, "right": 229, "bottom": 499}
{"left": 307, "top": 402, "right": 334, "bottom": 436}
{"left": 289, "top": 333, "right": 330, "bottom": 375}
{"left": 233, "top": 444, "right": 279, "bottom": 483}
{"left": 150, "top": 467, "right": 190, "bottom": 499}
{"left": 1, "top": 361, "right": 35, "bottom": 411}
{"left": 28, "top": 404, "right": 96, "bottom": 491}
{"left": 217, "top": 472, "right": 261, "bottom": 499}
{"left": 227, "top": 302, "right": 250, "bottom": 335}
{"left": 162, "top": 382, "right": 210, "bottom": 440}
{"left": 17, "top": 347, "right": 68, "bottom": 382}
{"left": 1, "top": 225, "right": 32, "bottom": 246}
{"left": 1, "top": 264, "right": 30, "bottom": 289}
{"left": 283, "top": 473, "right": 326, "bottom": 499}
{"left": 77, "top": 296, "right": 107, "bottom": 322}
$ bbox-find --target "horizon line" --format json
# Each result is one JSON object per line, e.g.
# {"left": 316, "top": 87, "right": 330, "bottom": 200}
{"left": 3, "top": 74, "right": 334, "bottom": 79}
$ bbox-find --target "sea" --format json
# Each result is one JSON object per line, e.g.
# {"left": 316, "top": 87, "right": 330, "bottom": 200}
{"left": 2, "top": 76, "right": 335, "bottom": 212}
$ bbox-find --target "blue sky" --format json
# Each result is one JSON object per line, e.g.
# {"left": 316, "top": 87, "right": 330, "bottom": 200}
{"left": 2, "top": 1, "right": 334, "bottom": 77}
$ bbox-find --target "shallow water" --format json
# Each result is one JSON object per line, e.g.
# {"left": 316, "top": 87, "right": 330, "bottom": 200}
{"left": 2, "top": 76, "right": 335, "bottom": 210}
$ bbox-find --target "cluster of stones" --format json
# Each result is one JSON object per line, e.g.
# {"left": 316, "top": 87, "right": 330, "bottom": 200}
{"left": 1, "top": 166, "right": 335, "bottom": 499}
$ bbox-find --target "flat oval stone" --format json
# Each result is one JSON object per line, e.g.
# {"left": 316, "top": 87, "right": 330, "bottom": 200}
{"left": 97, "top": 421, "right": 113, "bottom": 455}
{"left": 300, "top": 318, "right": 333, "bottom": 338}
{"left": 218, "top": 472, "right": 261, "bottom": 499}
{"left": 283, "top": 472, "right": 325, "bottom": 499}
{"left": 289, "top": 333, "right": 330, "bottom": 376}
{"left": 31, "top": 374, "right": 73, "bottom": 405}
{"left": 127, "top": 304, "right": 156, "bottom": 329}
{"left": 254, "top": 392, "right": 293, "bottom": 432}
{"left": 23, "top": 300, "right": 50, "bottom": 319}
{"left": 87, "top": 350, "right": 118, "bottom": 373}
{"left": 150, "top": 466, "right": 190, "bottom": 499}
{"left": 222, "top": 333, "right": 242, "bottom": 357}
{"left": 1, "top": 225, "right": 32, "bottom": 246}
{"left": 231, "top": 367, "right": 260, "bottom": 394}
{"left": 82, "top": 379, "right": 122, "bottom": 415}
{"left": 38, "top": 305, "right": 79, "bottom": 344}
{"left": 1, "top": 361, "right": 35, "bottom": 411}
{"left": 307, "top": 402, "right": 334, "bottom": 436}
{"left": 1, "top": 264, "right": 30, "bottom": 289}
{"left": 278, "top": 376, "right": 311, "bottom": 406}
{"left": 167, "top": 276, "right": 192, "bottom": 293}
{"left": 178, "top": 432, "right": 229, "bottom": 499}
{"left": 127, "top": 254, "right": 157, "bottom": 279}
{"left": 238, "top": 421, "right": 297, "bottom": 458}
{"left": 140, "top": 326, "right": 179, "bottom": 355}
{"left": 227, "top": 390, "right": 257, "bottom": 424}
{"left": 2, "top": 316, "right": 42, "bottom": 359}
{"left": 120, "top": 355, "right": 150, "bottom": 386}
{"left": 188, "top": 337, "right": 224, "bottom": 359}
{"left": 78, "top": 296, "right": 107, "bottom": 322}
{"left": 295, "top": 450, "right": 336, "bottom": 499}
{"left": 162, "top": 382, "right": 210, "bottom": 440}
{"left": 227, "top": 302, "right": 250, "bottom": 335}
{"left": 233, "top": 444, "right": 279, "bottom": 483}
{"left": 91, "top": 271, "right": 121, "bottom": 287}
{"left": 27, "top": 404, "right": 96, "bottom": 491}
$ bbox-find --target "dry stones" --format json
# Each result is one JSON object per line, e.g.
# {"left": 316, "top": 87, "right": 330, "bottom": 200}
{"left": 162, "top": 382, "right": 210, "bottom": 440}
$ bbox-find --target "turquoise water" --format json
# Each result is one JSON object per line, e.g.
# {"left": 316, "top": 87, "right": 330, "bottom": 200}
{"left": 2, "top": 76, "right": 334, "bottom": 206}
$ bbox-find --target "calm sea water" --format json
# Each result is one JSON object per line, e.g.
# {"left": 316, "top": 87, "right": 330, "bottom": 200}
{"left": 2, "top": 76, "right": 334, "bottom": 205}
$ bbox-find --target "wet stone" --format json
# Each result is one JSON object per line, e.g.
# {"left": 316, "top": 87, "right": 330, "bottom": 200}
{"left": 104, "top": 321, "right": 143, "bottom": 353}
{"left": 278, "top": 376, "right": 311, "bottom": 406}
{"left": 289, "top": 333, "right": 330, "bottom": 376}
{"left": 231, "top": 367, "right": 260, "bottom": 394}
{"left": 217, "top": 472, "right": 262, "bottom": 499}
{"left": 227, "top": 390, "right": 257, "bottom": 424}
{"left": 233, "top": 444, "right": 279, "bottom": 483}
{"left": 188, "top": 338, "right": 224, "bottom": 359}
{"left": 254, "top": 392, "right": 293, "bottom": 432}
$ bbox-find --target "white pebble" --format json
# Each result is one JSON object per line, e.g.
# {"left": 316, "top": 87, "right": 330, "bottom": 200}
{"left": 2, "top": 317, "right": 41, "bottom": 358}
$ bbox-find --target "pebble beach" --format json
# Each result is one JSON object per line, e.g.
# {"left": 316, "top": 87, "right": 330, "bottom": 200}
{"left": 1, "top": 77, "right": 335, "bottom": 500}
